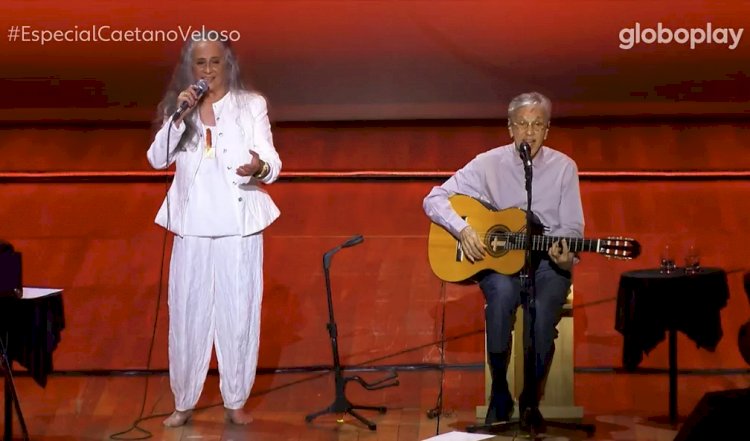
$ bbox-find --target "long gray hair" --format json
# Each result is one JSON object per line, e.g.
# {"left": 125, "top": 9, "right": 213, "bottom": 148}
{"left": 155, "top": 33, "right": 247, "bottom": 150}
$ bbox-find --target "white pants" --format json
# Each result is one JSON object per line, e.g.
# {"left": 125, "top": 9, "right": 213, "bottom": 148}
{"left": 167, "top": 234, "right": 263, "bottom": 411}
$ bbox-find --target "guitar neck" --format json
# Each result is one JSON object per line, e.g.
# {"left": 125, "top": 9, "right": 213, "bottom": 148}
{"left": 507, "top": 233, "right": 599, "bottom": 253}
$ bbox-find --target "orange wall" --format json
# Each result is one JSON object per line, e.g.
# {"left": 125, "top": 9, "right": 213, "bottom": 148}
{"left": 2, "top": 121, "right": 749, "bottom": 375}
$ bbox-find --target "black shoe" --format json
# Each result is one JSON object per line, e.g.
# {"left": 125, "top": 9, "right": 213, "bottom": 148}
{"left": 485, "top": 351, "right": 514, "bottom": 424}
{"left": 520, "top": 406, "right": 546, "bottom": 433}
{"left": 485, "top": 394, "right": 514, "bottom": 424}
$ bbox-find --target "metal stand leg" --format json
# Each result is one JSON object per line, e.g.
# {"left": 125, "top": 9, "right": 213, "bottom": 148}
{"left": 669, "top": 328, "right": 678, "bottom": 425}
{"left": 4, "top": 376, "right": 10, "bottom": 441}
{"left": 1, "top": 335, "right": 29, "bottom": 441}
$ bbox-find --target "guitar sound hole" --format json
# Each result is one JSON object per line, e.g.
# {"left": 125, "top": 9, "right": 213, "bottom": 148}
{"left": 485, "top": 226, "right": 510, "bottom": 258}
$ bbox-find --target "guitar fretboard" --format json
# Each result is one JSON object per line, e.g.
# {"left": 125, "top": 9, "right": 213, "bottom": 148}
{"left": 499, "top": 233, "right": 599, "bottom": 253}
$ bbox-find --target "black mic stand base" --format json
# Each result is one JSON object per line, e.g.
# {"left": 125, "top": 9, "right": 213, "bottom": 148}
{"left": 304, "top": 368, "right": 398, "bottom": 431}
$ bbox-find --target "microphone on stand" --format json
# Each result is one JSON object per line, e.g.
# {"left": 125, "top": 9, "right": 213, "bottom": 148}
{"left": 341, "top": 235, "right": 364, "bottom": 248}
{"left": 519, "top": 141, "right": 533, "bottom": 169}
{"left": 172, "top": 79, "right": 209, "bottom": 119}
{"left": 324, "top": 235, "right": 364, "bottom": 269}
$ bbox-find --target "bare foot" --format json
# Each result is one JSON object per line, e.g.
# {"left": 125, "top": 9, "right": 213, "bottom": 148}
{"left": 163, "top": 410, "right": 192, "bottom": 427}
{"left": 225, "top": 408, "right": 253, "bottom": 425}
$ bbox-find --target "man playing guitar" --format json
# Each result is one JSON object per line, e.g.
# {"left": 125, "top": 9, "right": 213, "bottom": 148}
{"left": 423, "top": 92, "right": 583, "bottom": 430}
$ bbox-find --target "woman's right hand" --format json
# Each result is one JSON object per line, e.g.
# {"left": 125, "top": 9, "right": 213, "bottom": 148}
{"left": 173, "top": 85, "right": 202, "bottom": 126}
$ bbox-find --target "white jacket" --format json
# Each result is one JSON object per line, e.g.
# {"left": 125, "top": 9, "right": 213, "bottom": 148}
{"left": 146, "top": 91, "right": 281, "bottom": 237}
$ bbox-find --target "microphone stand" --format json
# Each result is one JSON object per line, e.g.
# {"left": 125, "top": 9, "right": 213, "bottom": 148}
{"left": 305, "top": 235, "right": 399, "bottom": 431}
{"left": 519, "top": 146, "right": 542, "bottom": 439}
{"left": 466, "top": 144, "right": 595, "bottom": 439}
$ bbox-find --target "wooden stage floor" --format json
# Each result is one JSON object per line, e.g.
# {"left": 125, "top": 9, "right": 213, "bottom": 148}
{"left": 4, "top": 368, "right": 749, "bottom": 441}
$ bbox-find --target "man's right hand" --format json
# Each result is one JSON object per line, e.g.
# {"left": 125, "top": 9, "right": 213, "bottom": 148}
{"left": 459, "top": 226, "right": 486, "bottom": 263}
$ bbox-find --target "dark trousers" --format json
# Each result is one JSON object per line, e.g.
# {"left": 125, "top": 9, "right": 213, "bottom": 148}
{"left": 479, "top": 259, "right": 571, "bottom": 407}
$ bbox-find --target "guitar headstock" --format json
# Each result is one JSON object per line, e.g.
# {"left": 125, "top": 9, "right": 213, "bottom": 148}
{"left": 599, "top": 237, "right": 641, "bottom": 260}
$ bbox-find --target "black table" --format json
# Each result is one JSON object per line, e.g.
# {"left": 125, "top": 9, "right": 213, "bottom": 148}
{"left": 0, "top": 289, "right": 65, "bottom": 441}
{"left": 615, "top": 267, "right": 729, "bottom": 424}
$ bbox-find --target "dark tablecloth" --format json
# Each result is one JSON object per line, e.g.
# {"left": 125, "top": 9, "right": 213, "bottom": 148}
{"left": 615, "top": 267, "right": 729, "bottom": 370}
{"left": 0, "top": 290, "right": 65, "bottom": 387}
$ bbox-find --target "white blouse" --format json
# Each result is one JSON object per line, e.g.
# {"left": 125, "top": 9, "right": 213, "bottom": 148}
{"left": 183, "top": 116, "right": 242, "bottom": 236}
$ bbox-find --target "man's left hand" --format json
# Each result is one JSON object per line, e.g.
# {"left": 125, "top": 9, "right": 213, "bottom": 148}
{"left": 548, "top": 239, "right": 574, "bottom": 272}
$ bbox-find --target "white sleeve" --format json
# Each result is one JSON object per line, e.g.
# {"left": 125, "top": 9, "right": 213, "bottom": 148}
{"left": 146, "top": 118, "right": 186, "bottom": 170}
{"left": 248, "top": 95, "right": 281, "bottom": 184}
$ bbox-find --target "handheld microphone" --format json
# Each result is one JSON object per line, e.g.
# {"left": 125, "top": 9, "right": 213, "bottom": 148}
{"left": 173, "top": 79, "right": 209, "bottom": 119}
{"left": 519, "top": 141, "right": 533, "bottom": 168}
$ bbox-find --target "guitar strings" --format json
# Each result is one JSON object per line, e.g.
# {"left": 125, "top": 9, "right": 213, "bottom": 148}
{"left": 449, "top": 228, "right": 636, "bottom": 255}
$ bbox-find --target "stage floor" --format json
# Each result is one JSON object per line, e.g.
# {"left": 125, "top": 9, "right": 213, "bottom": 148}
{"left": 6, "top": 368, "right": 746, "bottom": 441}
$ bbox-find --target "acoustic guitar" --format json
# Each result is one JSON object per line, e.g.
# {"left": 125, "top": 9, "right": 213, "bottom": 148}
{"left": 428, "top": 195, "right": 641, "bottom": 282}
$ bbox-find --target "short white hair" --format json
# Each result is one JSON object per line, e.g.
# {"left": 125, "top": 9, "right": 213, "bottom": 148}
{"left": 507, "top": 92, "right": 552, "bottom": 121}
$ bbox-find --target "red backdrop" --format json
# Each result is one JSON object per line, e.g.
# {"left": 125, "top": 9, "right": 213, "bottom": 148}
{"left": 0, "top": 0, "right": 748, "bottom": 418}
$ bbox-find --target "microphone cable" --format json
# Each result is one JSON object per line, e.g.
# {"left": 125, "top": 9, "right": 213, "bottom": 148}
{"left": 426, "top": 281, "right": 448, "bottom": 434}
{"left": 108, "top": 114, "right": 178, "bottom": 440}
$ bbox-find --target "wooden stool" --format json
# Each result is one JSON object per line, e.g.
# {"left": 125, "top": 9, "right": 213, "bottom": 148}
{"left": 476, "top": 286, "right": 583, "bottom": 420}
